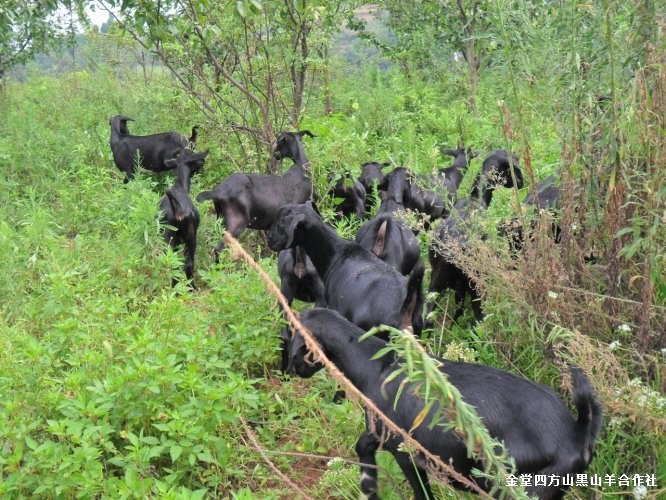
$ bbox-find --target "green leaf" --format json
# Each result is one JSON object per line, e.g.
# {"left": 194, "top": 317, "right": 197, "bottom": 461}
{"left": 236, "top": 0, "right": 247, "bottom": 18}
{"left": 108, "top": 456, "right": 126, "bottom": 467}
{"left": 197, "top": 451, "right": 217, "bottom": 464}
{"left": 25, "top": 436, "right": 38, "bottom": 450}
{"left": 141, "top": 435, "right": 160, "bottom": 445}
{"left": 170, "top": 445, "right": 183, "bottom": 462}
{"left": 127, "top": 431, "right": 139, "bottom": 447}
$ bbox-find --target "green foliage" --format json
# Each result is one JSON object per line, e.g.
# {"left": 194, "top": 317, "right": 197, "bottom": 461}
{"left": 0, "top": 0, "right": 78, "bottom": 77}
{"left": 0, "top": 72, "right": 330, "bottom": 497}
{"left": 2, "top": 1, "right": 665, "bottom": 496}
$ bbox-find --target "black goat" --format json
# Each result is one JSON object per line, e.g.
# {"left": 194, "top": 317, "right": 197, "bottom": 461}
{"left": 407, "top": 172, "right": 447, "bottom": 224}
{"left": 196, "top": 130, "right": 315, "bottom": 262}
{"left": 109, "top": 115, "right": 198, "bottom": 182}
{"left": 437, "top": 146, "right": 477, "bottom": 210}
{"left": 276, "top": 246, "right": 326, "bottom": 373}
{"left": 501, "top": 173, "right": 563, "bottom": 254}
{"left": 358, "top": 161, "right": 391, "bottom": 215}
{"left": 523, "top": 174, "right": 561, "bottom": 210}
{"left": 331, "top": 174, "right": 366, "bottom": 219}
{"left": 428, "top": 150, "right": 524, "bottom": 322}
{"left": 158, "top": 149, "right": 209, "bottom": 286}
{"left": 286, "top": 308, "right": 602, "bottom": 500}
{"left": 267, "top": 202, "right": 425, "bottom": 336}
{"left": 407, "top": 146, "right": 476, "bottom": 225}
{"left": 356, "top": 167, "right": 421, "bottom": 276}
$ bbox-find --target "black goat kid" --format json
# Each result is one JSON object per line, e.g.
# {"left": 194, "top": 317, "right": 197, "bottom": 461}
{"left": 407, "top": 146, "right": 476, "bottom": 225}
{"left": 197, "top": 130, "right": 315, "bottom": 262}
{"left": 159, "top": 149, "right": 208, "bottom": 287}
{"left": 358, "top": 161, "right": 392, "bottom": 215}
{"left": 109, "top": 115, "right": 198, "bottom": 182}
{"left": 437, "top": 146, "right": 477, "bottom": 209}
{"left": 331, "top": 174, "right": 366, "bottom": 219}
{"left": 501, "top": 173, "right": 563, "bottom": 254}
{"left": 268, "top": 202, "right": 425, "bottom": 336}
{"left": 286, "top": 308, "right": 603, "bottom": 500}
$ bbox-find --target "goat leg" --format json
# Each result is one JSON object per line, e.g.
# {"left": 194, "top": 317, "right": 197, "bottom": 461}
{"left": 355, "top": 431, "right": 380, "bottom": 500}
{"left": 470, "top": 287, "right": 484, "bottom": 322}
{"left": 183, "top": 231, "right": 197, "bottom": 289}
{"left": 392, "top": 448, "right": 433, "bottom": 500}
{"left": 452, "top": 288, "right": 466, "bottom": 322}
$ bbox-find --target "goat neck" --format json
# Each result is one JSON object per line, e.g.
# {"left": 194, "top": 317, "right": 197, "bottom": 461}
{"left": 380, "top": 168, "right": 409, "bottom": 213}
{"left": 439, "top": 165, "right": 465, "bottom": 192}
{"left": 298, "top": 217, "right": 347, "bottom": 279}
{"left": 174, "top": 162, "right": 193, "bottom": 193}
{"left": 303, "top": 310, "right": 390, "bottom": 394}
{"left": 380, "top": 196, "right": 404, "bottom": 214}
{"left": 468, "top": 173, "right": 493, "bottom": 209}
{"left": 285, "top": 140, "right": 310, "bottom": 170}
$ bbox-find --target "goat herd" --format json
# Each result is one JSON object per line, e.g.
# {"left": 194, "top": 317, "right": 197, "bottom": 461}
{"left": 109, "top": 116, "right": 602, "bottom": 499}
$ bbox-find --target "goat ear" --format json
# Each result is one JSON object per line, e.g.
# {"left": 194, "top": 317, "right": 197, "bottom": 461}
{"left": 280, "top": 326, "right": 292, "bottom": 344}
{"left": 284, "top": 211, "right": 307, "bottom": 249}
{"left": 297, "top": 130, "right": 316, "bottom": 139}
{"left": 381, "top": 161, "right": 392, "bottom": 169}
{"left": 196, "top": 149, "right": 210, "bottom": 159}
{"left": 398, "top": 261, "right": 424, "bottom": 331}
{"left": 164, "top": 158, "right": 178, "bottom": 168}
{"left": 286, "top": 331, "right": 308, "bottom": 373}
{"left": 403, "top": 183, "right": 412, "bottom": 203}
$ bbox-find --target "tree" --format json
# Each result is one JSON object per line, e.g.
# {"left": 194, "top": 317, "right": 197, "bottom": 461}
{"left": 352, "top": 0, "right": 496, "bottom": 112}
{"left": 94, "top": 0, "right": 357, "bottom": 171}
{"left": 0, "top": 0, "right": 80, "bottom": 81}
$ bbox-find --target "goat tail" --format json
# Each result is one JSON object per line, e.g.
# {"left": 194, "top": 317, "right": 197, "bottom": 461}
{"left": 398, "top": 260, "right": 425, "bottom": 333}
{"left": 196, "top": 190, "right": 215, "bottom": 203}
{"left": 189, "top": 125, "right": 200, "bottom": 149}
{"left": 570, "top": 366, "right": 603, "bottom": 466}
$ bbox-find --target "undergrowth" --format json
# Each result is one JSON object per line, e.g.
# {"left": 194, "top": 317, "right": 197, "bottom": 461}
{"left": 0, "top": 37, "right": 664, "bottom": 499}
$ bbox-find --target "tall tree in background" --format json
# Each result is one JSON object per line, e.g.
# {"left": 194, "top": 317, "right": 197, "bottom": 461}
{"left": 352, "top": 0, "right": 493, "bottom": 112}
{"left": 95, "top": 0, "right": 356, "bottom": 170}
{"left": 0, "top": 0, "right": 80, "bottom": 81}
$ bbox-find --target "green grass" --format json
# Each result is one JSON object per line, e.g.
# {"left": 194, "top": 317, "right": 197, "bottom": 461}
{"left": 0, "top": 60, "right": 664, "bottom": 499}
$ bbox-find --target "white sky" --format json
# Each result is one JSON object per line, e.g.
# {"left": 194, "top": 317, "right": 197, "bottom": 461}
{"left": 86, "top": 4, "right": 116, "bottom": 29}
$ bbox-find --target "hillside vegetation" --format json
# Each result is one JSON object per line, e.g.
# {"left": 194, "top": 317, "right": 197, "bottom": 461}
{"left": 1, "top": 1, "right": 664, "bottom": 498}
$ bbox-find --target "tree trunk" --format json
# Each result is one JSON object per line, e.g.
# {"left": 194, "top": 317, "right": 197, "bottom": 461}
{"left": 289, "top": 0, "right": 309, "bottom": 128}
{"left": 465, "top": 39, "right": 478, "bottom": 113}
{"left": 323, "top": 46, "right": 332, "bottom": 115}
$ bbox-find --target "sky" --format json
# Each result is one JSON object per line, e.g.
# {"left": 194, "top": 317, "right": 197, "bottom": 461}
{"left": 86, "top": 4, "right": 115, "bottom": 29}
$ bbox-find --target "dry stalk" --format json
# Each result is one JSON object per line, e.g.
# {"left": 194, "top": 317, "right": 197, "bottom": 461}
{"left": 222, "top": 231, "right": 493, "bottom": 498}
